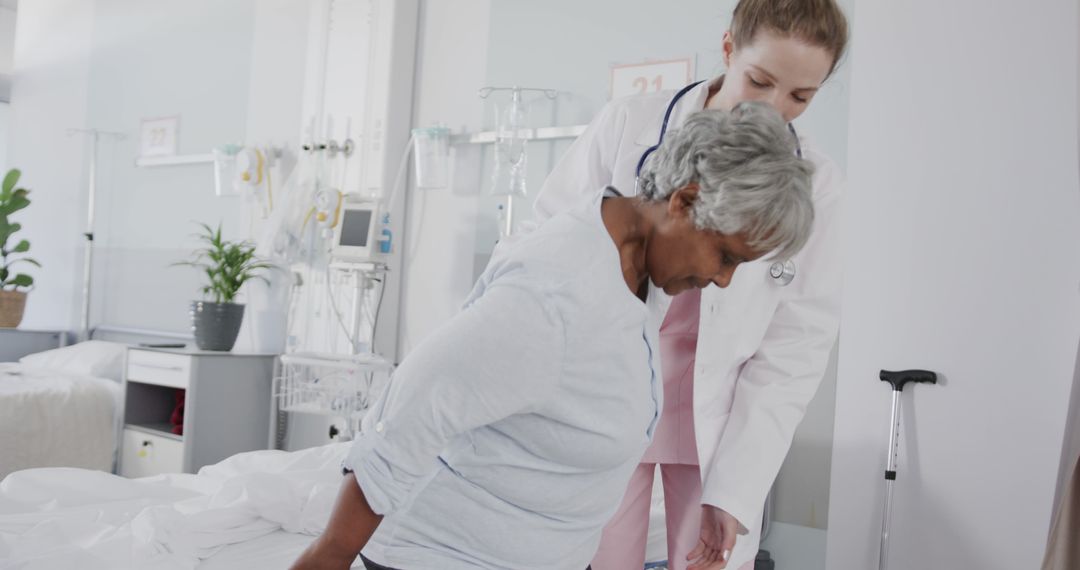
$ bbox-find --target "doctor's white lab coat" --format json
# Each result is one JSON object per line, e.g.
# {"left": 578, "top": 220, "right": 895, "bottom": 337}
{"left": 532, "top": 79, "right": 845, "bottom": 566}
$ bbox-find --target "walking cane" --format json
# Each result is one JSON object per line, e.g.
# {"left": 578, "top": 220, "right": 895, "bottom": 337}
{"left": 878, "top": 369, "right": 937, "bottom": 570}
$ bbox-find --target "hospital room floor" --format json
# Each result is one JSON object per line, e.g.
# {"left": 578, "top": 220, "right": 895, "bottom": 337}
{"left": 203, "top": 530, "right": 828, "bottom": 570}
{"left": 760, "top": 522, "right": 827, "bottom": 570}
{"left": 643, "top": 522, "right": 825, "bottom": 570}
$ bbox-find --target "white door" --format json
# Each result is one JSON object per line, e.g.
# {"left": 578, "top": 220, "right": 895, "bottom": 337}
{"left": 827, "top": 0, "right": 1080, "bottom": 568}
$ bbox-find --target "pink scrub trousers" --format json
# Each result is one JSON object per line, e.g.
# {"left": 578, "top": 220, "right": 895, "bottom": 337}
{"left": 591, "top": 289, "right": 752, "bottom": 570}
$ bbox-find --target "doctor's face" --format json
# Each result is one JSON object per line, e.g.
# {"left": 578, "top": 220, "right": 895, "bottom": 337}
{"left": 709, "top": 30, "right": 833, "bottom": 123}
{"left": 646, "top": 187, "right": 766, "bottom": 295}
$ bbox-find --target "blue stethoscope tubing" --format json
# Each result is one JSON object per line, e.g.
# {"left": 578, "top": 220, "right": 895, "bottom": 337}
{"left": 634, "top": 80, "right": 803, "bottom": 179}
{"left": 635, "top": 80, "right": 802, "bottom": 287}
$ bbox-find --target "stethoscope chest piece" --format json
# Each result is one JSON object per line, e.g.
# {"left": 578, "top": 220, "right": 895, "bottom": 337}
{"left": 769, "top": 259, "right": 796, "bottom": 286}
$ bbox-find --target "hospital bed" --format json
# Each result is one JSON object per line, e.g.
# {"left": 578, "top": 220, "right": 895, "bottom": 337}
{"left": 0, "top": 439, "right": 672, "bottom": 570}
{"left": 0, "top": 340, "right": 127, "bottom": 480}
{"left": 0, "top": 340, "right": 671, "bottom": 569}
{"left": 0, "top": 442, "right": 348, "bottom": 569}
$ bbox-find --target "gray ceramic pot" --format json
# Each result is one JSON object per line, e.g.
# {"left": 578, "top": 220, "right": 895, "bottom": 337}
{"left": 190, "top": 301, "right": 245, "bottom": 351}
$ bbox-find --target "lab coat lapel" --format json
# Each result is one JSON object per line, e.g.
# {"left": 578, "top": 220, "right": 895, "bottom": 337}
{"left": 632, "top": 79, "right": 715, "bottom": 148}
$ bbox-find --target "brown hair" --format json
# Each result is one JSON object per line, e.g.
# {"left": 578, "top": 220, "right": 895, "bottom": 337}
{"left": 730, "top": 0, "right": 849, "bottom": 76}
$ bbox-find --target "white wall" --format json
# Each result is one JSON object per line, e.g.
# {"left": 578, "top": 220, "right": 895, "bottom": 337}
{"left": 244, "top": 0, "right": 309, "bottom": 147}
{"left": 6, "top": 0, "right": 95, "bottom": 329}
{"left": 1054, "top": 2, "right": 1080, "bottom": 533}
{"left": 826, "top": 1, "right": 1080, "bottom": 568}
{"left": 8, "top": 0, "right": 310, "bottom": 333}
{"left": 0, "top": 7, "right": 13, "bottom": 74}
{"left": 772, "top": 344, "right": 838, "bottom": 529}
{"left": 87, "top": 0, "right": 312, "bottom": 336}
{"left": 0, "top": 101, "right": 8, "bottom": 172}
{"left": 85, "top": 0, "right": 256, "bottom": 333}
{"left": 0, "top": 5, "right": 15, "bottom": 102}
{"left": 398, "top": 0, "right": 491, "bottom": 354}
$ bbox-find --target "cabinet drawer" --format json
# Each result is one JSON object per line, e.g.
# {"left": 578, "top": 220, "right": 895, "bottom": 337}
{"left": 126, "top": 350, "right": 191, "bottom": 389}
{"left": 120, "top": 428, "right": 184, "bottom": 477}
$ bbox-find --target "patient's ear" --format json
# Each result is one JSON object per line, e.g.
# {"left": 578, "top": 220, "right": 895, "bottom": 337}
{"left": 667, "top": 184, "right": 700, "bottom": 219}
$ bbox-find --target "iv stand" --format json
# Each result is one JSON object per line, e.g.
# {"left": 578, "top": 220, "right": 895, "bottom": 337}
{"left": 67, "top": 128, "right": 125, "bottom": 342}
{"left": 478, "top": 86, "right": 558, "bottom": 237}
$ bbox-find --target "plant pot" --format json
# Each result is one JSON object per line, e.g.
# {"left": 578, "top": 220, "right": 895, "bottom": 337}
{"left": 0, "top": 290, "right": 27, "bottom": 328}
{"left": 190, "top": 301, "right": 245, "bottom": 351}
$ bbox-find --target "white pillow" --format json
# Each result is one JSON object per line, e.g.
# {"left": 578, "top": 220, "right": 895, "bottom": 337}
{"left": 19, "top": 340, "right": 128, "bottom": 382}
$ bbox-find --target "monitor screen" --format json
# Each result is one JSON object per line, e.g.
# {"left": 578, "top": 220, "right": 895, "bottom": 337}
{"left": 339, "top": 209, "right": 373, "bottom": 247}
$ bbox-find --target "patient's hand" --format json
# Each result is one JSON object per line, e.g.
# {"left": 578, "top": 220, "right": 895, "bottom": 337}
{"left": 290, "top": 472, "right": 382, "bottom": 570}
{"left": 290, "top": 536, "right": 359, "bottom": 570}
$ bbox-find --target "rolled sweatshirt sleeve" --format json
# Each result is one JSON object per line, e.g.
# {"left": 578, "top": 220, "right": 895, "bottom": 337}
{"left": 343, "top": 277, "right": 567, "bottom": 515}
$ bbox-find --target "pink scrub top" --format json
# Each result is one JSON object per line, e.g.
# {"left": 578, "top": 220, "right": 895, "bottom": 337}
{"left": 641, "top": 288, "right": 700, "bottom": 465}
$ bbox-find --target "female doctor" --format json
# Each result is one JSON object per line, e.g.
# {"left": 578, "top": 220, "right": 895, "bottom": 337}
{"left": 532, "top": 1, "right": 849, "bottom": 569}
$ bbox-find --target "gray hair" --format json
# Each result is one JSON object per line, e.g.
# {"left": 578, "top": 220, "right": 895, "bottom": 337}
{"left": 639, "top": 102, "right": 814, "bottom": 260}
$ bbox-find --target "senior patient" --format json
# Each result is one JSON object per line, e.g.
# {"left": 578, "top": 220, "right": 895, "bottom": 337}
{"left": 291, "top": 102, "right": 814, "bottom": 570}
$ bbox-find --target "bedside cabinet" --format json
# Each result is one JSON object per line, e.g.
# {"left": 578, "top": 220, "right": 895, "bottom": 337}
{"left": 118, "top": 347, "right": 276, "bottom": 477}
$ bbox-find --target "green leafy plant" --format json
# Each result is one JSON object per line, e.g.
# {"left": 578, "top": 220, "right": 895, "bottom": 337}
{"left": 0, "top": 169, "right": 40, "bottom": 292}
{"left": 175, "top": 223, "right": 273, "bottom": 304}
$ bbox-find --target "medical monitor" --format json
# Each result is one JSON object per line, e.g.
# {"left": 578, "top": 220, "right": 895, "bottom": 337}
{"left": 332, "top": 201, "right": 379, "bottom": 261}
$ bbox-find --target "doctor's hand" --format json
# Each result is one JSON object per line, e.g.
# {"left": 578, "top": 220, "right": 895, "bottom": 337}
{"left": 686, "top": 505, "right": 739, "bottom": 570}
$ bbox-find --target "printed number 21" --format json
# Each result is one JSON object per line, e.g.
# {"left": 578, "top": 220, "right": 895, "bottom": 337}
{"left": 633, "top": 75, "right": 664, "bottom": 94}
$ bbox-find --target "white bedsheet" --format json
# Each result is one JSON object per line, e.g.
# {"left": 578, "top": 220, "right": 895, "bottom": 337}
{"left": 0, "top": 443, "right": 352, "bottom": 569}
{"left": 0, "top": 363, "right": 122, "bottom": 479}
{"left": 198, "top": 531, "right": 316, "bottom": 570}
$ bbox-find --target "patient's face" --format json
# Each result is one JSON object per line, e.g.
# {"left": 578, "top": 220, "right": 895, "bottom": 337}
{"left": 646, "top": 191, "right": 765, "bottom": 295}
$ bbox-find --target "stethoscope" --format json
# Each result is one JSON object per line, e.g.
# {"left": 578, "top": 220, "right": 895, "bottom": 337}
{"left": 635, "top": 80, "right": 801, "bottom": 287}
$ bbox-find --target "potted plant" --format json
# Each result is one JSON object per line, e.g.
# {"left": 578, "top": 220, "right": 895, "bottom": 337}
{"left": 0, "top": 169, "right": 40, "bottom": 328}
{"left": 175, "top": 223, "right": 272, "bottom": 351}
